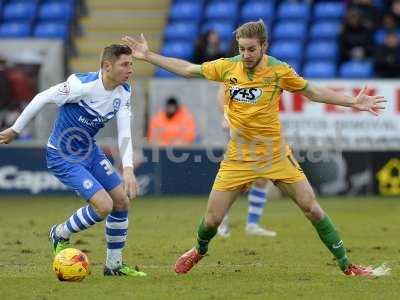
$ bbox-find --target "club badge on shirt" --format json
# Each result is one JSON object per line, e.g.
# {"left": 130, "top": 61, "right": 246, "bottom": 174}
{"left": 58, "top": 82, "right": 70, "bottom": 95}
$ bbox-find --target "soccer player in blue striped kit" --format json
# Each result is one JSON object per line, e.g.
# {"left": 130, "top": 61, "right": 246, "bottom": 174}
{"left": 0, "top": 44, "right": 146, "bottom": 277}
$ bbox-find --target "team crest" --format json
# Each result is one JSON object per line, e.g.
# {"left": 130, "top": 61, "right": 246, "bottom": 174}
{"left": 58, "top": 82, "right": 70, "bottom": 95}
{"left": 83, "top": 179, "right": 93, "bottom": 190}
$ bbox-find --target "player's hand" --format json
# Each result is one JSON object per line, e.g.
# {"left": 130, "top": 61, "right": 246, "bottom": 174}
{"left": 0, "top": 127, "right": 18, "bottom": 144}
{"left": 122, "top": 167, "right": 139, "bottom": 199}
{"left": 122, "top": 34, "right": 149, "bottom": 60}
{"left": 352, "top": 86, "right": 387, "bottom": 116}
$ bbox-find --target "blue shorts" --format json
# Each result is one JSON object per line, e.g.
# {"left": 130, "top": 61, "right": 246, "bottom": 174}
{"left": 46, "top": 146, "right": 122, "bottom": 201}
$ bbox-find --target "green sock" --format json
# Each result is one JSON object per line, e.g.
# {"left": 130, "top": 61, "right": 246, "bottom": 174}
{"left": 196, "top": 218, "right": 217, "bottom": 255}
{"left": 312, "top": 215, "right": 350, "bottom": 271}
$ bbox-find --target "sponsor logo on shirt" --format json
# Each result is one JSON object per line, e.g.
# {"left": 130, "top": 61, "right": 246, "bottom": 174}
{"left": 229, "top": 86, "right": 263, "bottom": 104}
{"left": 78, "top": 115, "right": 105, "bottom": 127}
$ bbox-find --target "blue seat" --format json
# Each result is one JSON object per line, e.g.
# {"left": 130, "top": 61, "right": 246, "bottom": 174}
{"left": 174, "top": 0, "right": 204, "bottom": 3}
{"left": 339, "top": 61, "right": 373, "bottom": 78}
{"left": 314, "top": 2, "right": 345, "bottom": 20}
{"left": 0, "top": 22, "right": 31, "bottom": 37}
{"left": 269, "top": 41, "right": 303, "bottom": 61}
{"left": 277, "top": 2, "right": 310, "bottom": 20}
{"left": 306, "top": 41, "right": 338, "bottom": 60}
{"left": 41, "top": 0, "right": 75, "bottom": 4}
{"left": 204, "top": 1, "right": 238, "bottom": 20}
{"left": 161, "top": 42, "right": 193, "bottom": 60}
{"left": 154, "top": 68, "right": 179, "bottom": 78}
{"left": 169, "top": 2, "right": 202, "bottom": 21}
{"left": 34, "top": 22, "right": 69, "bottom": 40}
{"left": 303, "top": 61, "right": 336, "bottom": 78}
{"left": 374, "top": 29, "right": 386, "bottom": 44}
{"left": 240, "top": 1, "right": 274, "bottom": 22}
{"left": 201, "top": 21, "right": 235, "bottom": 41}
{"left": 273, "top": 21, "right": 307, "bottom": 40}
{"left": 38, "top": 3, "right": 74, "bottom": 22}
{"left": 2, "top": 2, "right": 37, "bottom": 21}
{"left": 309, "top": 21, "right": 341, "bottom": 40}
{"left": 164, "top": 22, "right": 198, "bottom": 41}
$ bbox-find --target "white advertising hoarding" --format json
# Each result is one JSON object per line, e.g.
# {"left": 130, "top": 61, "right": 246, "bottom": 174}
{"left": 280, "top": 80, "right": 400, "bottom": 150}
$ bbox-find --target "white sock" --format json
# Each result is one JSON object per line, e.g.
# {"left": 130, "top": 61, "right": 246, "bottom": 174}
{"left": 56, "top": 224, "right": 71, "bottom": 239}
{"left": 106, "top": 249, "right": 123, "bottom": 269}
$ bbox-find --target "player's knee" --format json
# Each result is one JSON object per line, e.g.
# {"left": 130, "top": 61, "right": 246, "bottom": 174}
{"left": 92, "top": 200, "right": 113, "bottom": 219}
{"left": 113, "top": 196, "right": 130, "bottom": 211}
{"left": 304, "top": 201, "right": 324, "bottom": 222}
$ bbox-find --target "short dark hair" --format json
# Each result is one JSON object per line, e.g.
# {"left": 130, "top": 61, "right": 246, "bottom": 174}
{"left": 101, "top": 44, "right": 132, "bottom": 68}
{"left": 166, "top": 97, "right": 179, "bottom": 107}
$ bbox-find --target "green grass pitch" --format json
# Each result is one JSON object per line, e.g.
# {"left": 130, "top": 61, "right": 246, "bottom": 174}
{"left": 0, "top": 196, "right": 399, "bottom": 299}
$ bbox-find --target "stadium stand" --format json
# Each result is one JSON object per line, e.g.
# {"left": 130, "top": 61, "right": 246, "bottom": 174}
{"left": 159, "top": 0, "right": 396, "bottom": 79}
{"left": 0, "top": 0, "right": 396, "bottom": 79}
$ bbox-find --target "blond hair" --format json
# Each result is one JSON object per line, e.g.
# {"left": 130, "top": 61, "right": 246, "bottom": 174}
{"left": 235, "top": 19, "right": 267, "bottom": 44}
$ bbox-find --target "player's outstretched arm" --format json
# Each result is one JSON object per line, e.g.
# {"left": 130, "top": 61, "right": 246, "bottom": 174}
{"left": 300, "top": 83, "right": 387, "bottom": 116}
{"left": 122, "top": 34, "right": 202, "bottom": 78}
{"left": 0, "top": 89, "right": 56, "bottom": 144}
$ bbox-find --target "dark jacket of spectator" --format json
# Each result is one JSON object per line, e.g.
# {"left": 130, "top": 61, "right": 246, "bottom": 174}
{"left": 193, "top": 30, "right": 225, "bottom": 64}
{"left": 0, "top": 57, "right": 12, "bottom": 110}
{"left": 339, "top": 8, "right": 374, "bottom": 62}
{"left": 374, "top": 31, "right": 400, "bottom": 77}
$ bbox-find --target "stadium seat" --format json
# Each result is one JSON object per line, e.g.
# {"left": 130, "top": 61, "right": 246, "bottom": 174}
{"left": 309, "top": 21, "right": 341, "bottom": 40}
{"left": 277, "top": 2, "right": 310, "bottom": 20}
{"left": 269, "top": 41, "right": 303, "bottom": 61}
{"left": 204, "top": 1, "right": 239, "bottom": 21}
{"left": 201, "top": 21, "right": 235, "bottom": 41}
{"left": 2, "top": 2, "right": 37, "bottom": 22}
{"left": 34, "top": 22, "right": 69, "bottom": 40}
{"left": 374, "top": 29, "right": 386, "bottom": 44}
{"left": 313, "top": 2, "right": 345, "bottom": 20}
{"left": 273, "top": 21, "right": 307, "bottom": 40}
{"left": 42, "top": 0, "right": 75, "bottom": 4}
{"left": 161, "top": 41, "right": 193, "bottom": 60}
{"left": 339, "top": 61, "right": 373, "bottom": 78}
{"left": 240, "top": 1, "right": 274, "bottom": 22}
{"left": 169, "top": 2, "right": 202, "bottom": 22}
{"left": 155, "top": 68, "right": 179, "bottom": 78}
{"left": 306, "top": 41, "right": 338, "bottom": 61}
{"left": 38, "top": 2, "right": 74, "bottom": 22}
{"left": 164, "top": 22, "right": 198, "bottom": 41}
{"left": 303, "top": 61, "right": 336, "bottom": 78}
{"left": 0, "top": 22, "right": 31, "bottom": 37}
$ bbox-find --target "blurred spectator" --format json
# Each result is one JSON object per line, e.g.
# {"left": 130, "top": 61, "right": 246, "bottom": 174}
{"left": 339, "top": 8, "right": 374, "bottom": 62}
{"left": 193, "top": 30, "right": 225, "bottom": 64}
{"left": 148, "top": 97, "right": 196, "bottom": 146}
{"left": 374, "top": 31, "right": 400, "bottom": 77}
{"left": 0, "top": 56, "right": 12, "bottom": 110}
{"left": 5, "top": 64, "right": 36, "bottom": 106}
{"left": 381, "top": 12, "right": 398, "bottom": 30}
{"left": 388, "top": 0, "right": 400, "bottom": 25}
{"left": 349, "top": 0, "right": 380, "bottom": 30}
